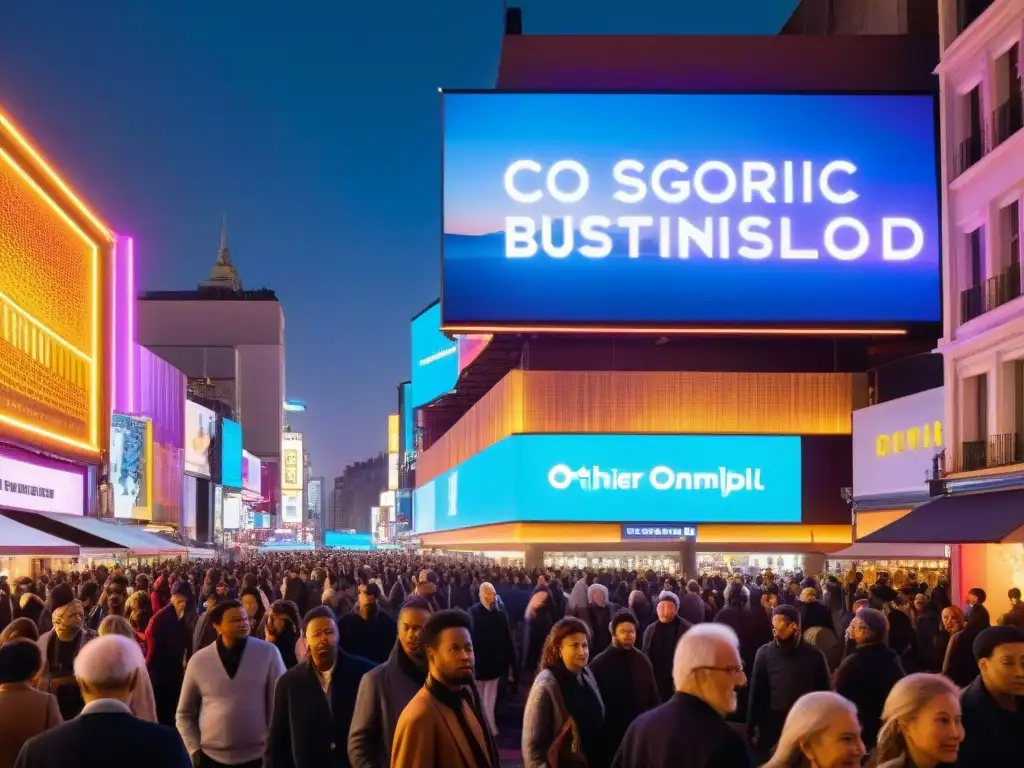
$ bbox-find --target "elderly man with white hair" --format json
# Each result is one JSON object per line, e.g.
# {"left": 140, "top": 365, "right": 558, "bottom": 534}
{"left": 14, "top": 635, "right": 192, "bottom": 768}
{"left": 468, "top": 581, "right": 516, "bottom": 736}
{"left": 611, "top": 623, "right": 754, "bottom": 768}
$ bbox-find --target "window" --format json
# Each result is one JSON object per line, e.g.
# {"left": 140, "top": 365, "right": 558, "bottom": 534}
{"left": 970, "top": 225, "right": 985, "bottom": 286}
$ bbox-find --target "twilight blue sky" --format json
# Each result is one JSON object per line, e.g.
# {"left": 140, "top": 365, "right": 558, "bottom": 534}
{"left": 0, "top": 1, "right": 798, "bottom": 479}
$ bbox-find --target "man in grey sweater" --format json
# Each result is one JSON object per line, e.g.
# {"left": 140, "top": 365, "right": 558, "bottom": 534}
{"left": 176, "top": 599, "right": 286, "bottom": 768}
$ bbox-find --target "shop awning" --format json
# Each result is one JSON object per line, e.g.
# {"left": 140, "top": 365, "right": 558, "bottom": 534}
{"left": 0, "top": 515, "right": 79, "bottom": 556}
{"left": 1, "top": 510, "right": 187, "bottom": 556}
{"left": 860, "top": 489, "right": 1024, "bottom": 544}
{"left": 830, "top": 542, "right": 949, "bottom": 560}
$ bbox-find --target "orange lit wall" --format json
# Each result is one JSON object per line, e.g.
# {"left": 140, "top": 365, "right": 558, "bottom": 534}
{"left": 417, "top": 370, "right": 863, "bottom": 487}
{"left": 855, "top": 509, "right": 913, "bottom": 540}
{"left": 418, "top": 522, "right": 851, "bottom": 549}
{"left": 0, "top": 111, "right": 112, "bottom": 455}
{"left": 958, "top": 543, "right": 1024, "bottom": 613}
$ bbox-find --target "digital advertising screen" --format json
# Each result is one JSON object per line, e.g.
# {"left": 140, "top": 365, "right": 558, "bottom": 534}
{"left": 220, "top": 417, "right": 243, "bottom": 489}
{"left": 413, "top": 433, "right": 802, "bottom": 533}
{"left": 410, "top": 302, "right": 458, "bottom": 407}
{"left": 0, "top": 117, "right": 102, "bottom": 451}
{"left": 281, "top": 432, "right": 303, "bottom": 491}
{"left": 222, "top": 492, "right": 242, "bottom": 530}
{"left": 110, "top": 413, "right": 151, "bottom": 520}
{"left": 325, "top": 531, "right": 374, "bottom": 550}
{"left": 400, "top": 382, "right": 414, "bottom": 458}
{"left": 442, "top": 92, "right": 940, "bottom": 329}
{"left": 242, "top": 450, "right": 262, "bottom": 494}
{"left": 0, "top": 447, "right": 85, "bottom": 516}
{"left": 281, "top": 490, "right": 303, "bottom": 523}
{"left": 185, "top": 401, "right": 216, "bottom": 478}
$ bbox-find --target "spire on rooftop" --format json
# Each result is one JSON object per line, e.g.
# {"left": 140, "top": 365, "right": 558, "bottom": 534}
{"left": 200, "top": 214, "right": 243, "bottom": 291}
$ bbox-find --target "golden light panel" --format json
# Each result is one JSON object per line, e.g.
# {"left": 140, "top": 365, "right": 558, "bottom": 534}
{"left": 0, "top": 144, "right": 101, "bottom": 451}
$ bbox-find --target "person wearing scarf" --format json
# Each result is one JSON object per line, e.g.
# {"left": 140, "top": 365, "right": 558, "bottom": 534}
{"left": 523, "top": 616, "right": 604, "bottom": 768}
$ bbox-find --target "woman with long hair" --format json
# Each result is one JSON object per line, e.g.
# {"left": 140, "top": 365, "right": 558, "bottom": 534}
{"left": 870, "top": 673, "right": 963, "bottom": 768}
{"left": 522, "top": 616, "right": 603, "bottom": 768}
{"left": 97, "top": 615, "right": 159, "bottom": 723}
{"left": 762, "top": 691, "right": 865, "bottom": 768}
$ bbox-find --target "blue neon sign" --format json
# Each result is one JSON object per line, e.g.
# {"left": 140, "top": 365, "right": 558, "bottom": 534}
{"left": 413, "top": 434, "right": 802, "bottom": 533}
{"left": 442, "top": 92, "right": 939, "bottom": 328}
{"left": 220, "top": 418, "right": 243, "bottom": 489}
{"left": 410, "top": 303, "right": 458, "bottom": 407}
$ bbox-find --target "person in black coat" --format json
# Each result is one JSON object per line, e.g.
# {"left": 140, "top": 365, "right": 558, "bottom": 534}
{"left": 642, "top": 592, "right": 693, "bottom": 702}
{"left": 746, "top": 605, "right": 831, "bottom": 761}
{"left": 834, "top": 607, "right": 905, "bottom": 751}
{"left": 265, "top": 606, "right": 376, "bottom": 768}
{"left": 337, "top": 584, "right": 397, "bottom": 665}
{"left": 612, "top": 623, "right": 752, "bottom": 768}
{"left": 957, "top": 625, "right": 1024, "bottom": 766}
{"left": 468, "top": 583, "right": 516, "bottom": 736}
{"left": 590, "top": 609, "right": 661, "bottom": 768}
{"left": 14, "top": 634, "right": 190, "bottom": 768}
{"left": 144, "top": 586, "right": 191, "bottom": 727}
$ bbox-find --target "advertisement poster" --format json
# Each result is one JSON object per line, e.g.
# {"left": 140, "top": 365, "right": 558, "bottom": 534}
{"left": 222, "top": 493, "right": 242, "bottom": 530}
{"left": 414, "top": 433, "right": 802, "bottom": 533}
{"left": 852, "top": 387, "right": 944, "bottom": 499}
{"left": 442, "top": 92, "right": 940, "bottom": 328}
{"left": 410, "top": 303, "right": 459, "bottom": 407}
{"left": 281, "top": 490, "right": 303, "bottom": 523}
{"left": 110, "top": 413, "right": 151, "bottom": 520}
{"left": 185, "top": 401, "right": 216, "bottom": 477}
{"left": 242, "top": 450, "right": 262, "bottom": 494}
{"left": 281, "top": 432, "right": 303, "bottom": 491}
{"left": 220, "top": 417, "right": 243, "bottom": 489}
{"left": 0, "top": 450, "right": 85, "bottom": 515}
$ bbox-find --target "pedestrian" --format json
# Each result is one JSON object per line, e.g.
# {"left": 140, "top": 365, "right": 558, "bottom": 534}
{"left": 97, "top": 616, "right": 159, "bottom": 723}
{"left": 175, "top": 599, "right": 286, "bottom": 768}
{"left": 468, "top": 582, "right": 516, "bottom": 738}
{"left": 144, "top": 583, "right": 191, "bottom": 726}
{"left": 871, "top": 673, "right": 963, "bottom": 768}
{"left": 348, "top": 596, "right": 431, "bottom": 768}
{"left": 589, "top": 609, "right": 660, "bottom": 768}
{"left": 834, "top": 607, "right": 906, "bottom": 751}
{"left": 611, "top": 623, "right": 752, "bottom": 768}
{"left": 761, "top": 691, "right": 865, "bottom": 768}
{"left": 36, "top": 599, "right": 95, "bottom": 720}
{"left": 12, "top": 635, "right": 191, "bottom": 768}
{"left": 265, "top": 605, "right": 376, "bottom": 768}
{"left": 956, "top": 625, "right": 1024, "bottom": 765}
{"left": 391, "top": 609, "right": 500, "bottom": 768}
{"left": 641, "top": 591, "right": 692, "bottom": 701}
{"left": 338, "top": 583, "right": 397, "bottom": 665}
{"left": 746, "top": 604, "right": 831, "bottom": 761}
{"left": 522, "top": 616, "right": 604, "bottom": 768}
{"left": 0, "top": 639, "right": 62, "bottom": 768}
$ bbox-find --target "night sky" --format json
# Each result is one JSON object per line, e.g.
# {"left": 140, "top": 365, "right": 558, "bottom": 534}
{"left": 0, "top": 1, "right": 796, "bottom": 480}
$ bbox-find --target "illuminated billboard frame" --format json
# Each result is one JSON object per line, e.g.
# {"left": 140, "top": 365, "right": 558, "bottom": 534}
{"left": 439, "top": 90, "right": 940, "bottom": 337}
{"left": 0, "top": 110, "right": 113, "bottom": 452}
{"left": 281, "top": 432, "right": 303, "bottom": 492}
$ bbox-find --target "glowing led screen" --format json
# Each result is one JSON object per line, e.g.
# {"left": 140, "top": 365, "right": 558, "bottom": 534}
{"left": 0, "top": 124, "right": 104, "bottom": 450}
{"left": 410, "top": 303, "right": 458, "bottom": 407}
{"left": 442, "top": 92, "right": 940, "bottom": 329}
{"left": 220, "top": 417, "right": 243, "bottom": 489}
{"left": 185, "top": 401, "right": 216, "bottom": 478}
{"left": 110, "top": 413, "right": 151, "bottom": 520}
{"left": 413, "top": 434, "right": 801, "bottom": 533}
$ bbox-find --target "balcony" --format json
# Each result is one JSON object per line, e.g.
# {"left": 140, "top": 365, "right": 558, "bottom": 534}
{"left": 954, "top": 134, "right": 983, "bottom": 178}
{"left": 986, "top": 86, "right": 1024, "bottom": 154}
{"left": 959, "top": 263, "right": 1022, "bottom": 324}
{"left": 949, "top": 434, "right": 1024, "bottom": 473}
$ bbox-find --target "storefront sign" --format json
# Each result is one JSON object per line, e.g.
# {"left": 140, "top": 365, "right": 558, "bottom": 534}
{"left": 413, "top": 434, "right": 801, "bottom": 534}
{"left": 622, "top": 524, "right": 696, "bottom": 540}
{"left": 852, "top": 387, "right": 944, "bottom": 498}
{"left": 0, "top": 453, "right": 84, "bottom": 515}
{"left": 441, "top": 92, "right": 939, "bottom": 330}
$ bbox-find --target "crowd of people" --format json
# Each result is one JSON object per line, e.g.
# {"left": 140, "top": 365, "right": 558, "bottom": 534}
{"left": 0, "top": 553, "right": 1022, "bottom": 767}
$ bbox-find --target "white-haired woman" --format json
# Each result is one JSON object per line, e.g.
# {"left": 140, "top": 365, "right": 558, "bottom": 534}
{"left": 868, "top": 673, "right": 963, "bottom": 768}
{"left": 762, "top": 691, "right": 865, "bottom": 768}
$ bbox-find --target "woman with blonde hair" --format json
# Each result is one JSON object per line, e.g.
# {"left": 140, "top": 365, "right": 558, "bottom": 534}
{"left": 870, "top": 673, "right": 963, "bottom": 768}
{"left": 762, "top": 691, "right": 865, "bottom": 768}
{"left": 97, "top": 615, "right": 159, "bottom": 723}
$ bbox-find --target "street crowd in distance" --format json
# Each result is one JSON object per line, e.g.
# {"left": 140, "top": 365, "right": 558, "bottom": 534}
{"left": 0, "top": 552, "right": 1023, "bottom": 767}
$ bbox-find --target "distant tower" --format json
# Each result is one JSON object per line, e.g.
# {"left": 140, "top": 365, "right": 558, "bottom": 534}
{"left": 200, "top": 215, "right": 243, "bottom": 291}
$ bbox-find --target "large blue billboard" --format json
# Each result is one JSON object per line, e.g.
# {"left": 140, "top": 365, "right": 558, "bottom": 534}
{"left": 442, "top": 92, "right": 940, "bottom": 329}
{"left": 220, "top": 418, "right": 243, "bottom": 489}
{"left": 410, "top": 303, "right": 459, "bottom": 407}
{"left": 413, "top": 434, "right": 802, "bottom": 533}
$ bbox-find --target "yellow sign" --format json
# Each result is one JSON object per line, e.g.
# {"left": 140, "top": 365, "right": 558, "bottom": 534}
{"left": 387, "top": 413, "right": 399, "bottom": 454}
{"left": 0, "top": 116, "right": 107, "bottom": 452}
{"left": 281, "top": 432, "right": 303, "bottom": 491}
{"left": 876, "top": 421, "right": 942, "bottom": 457}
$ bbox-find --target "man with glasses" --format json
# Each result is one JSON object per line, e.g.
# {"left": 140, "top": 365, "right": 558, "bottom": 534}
{"left": 266, "top": 605, "right": 377, "bottom": 768}
{"left": 612, "top": 623, "right": 753, "bottom": 767}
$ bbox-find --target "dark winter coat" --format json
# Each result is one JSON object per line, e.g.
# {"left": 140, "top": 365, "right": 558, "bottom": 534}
{"left": 589, "top": 645, "right": 661, "bottom": 768}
